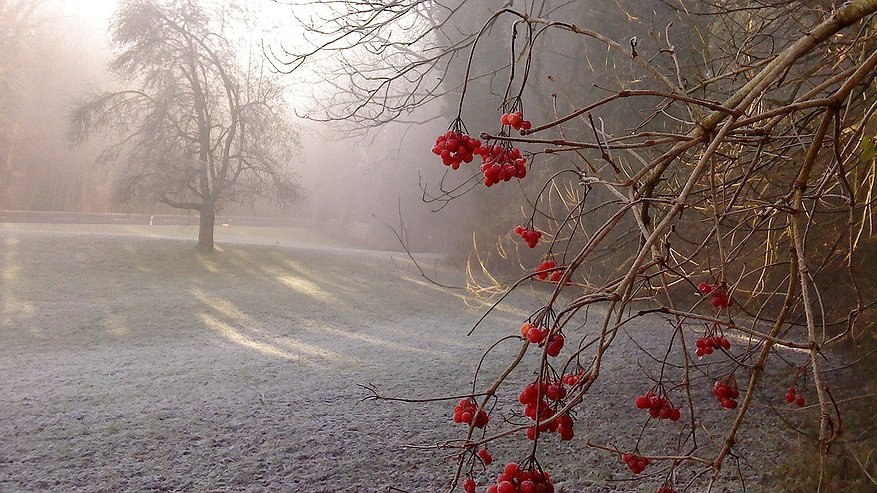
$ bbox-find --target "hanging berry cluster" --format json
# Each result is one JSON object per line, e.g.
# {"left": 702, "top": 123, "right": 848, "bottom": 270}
{"left": 561, "top": 371, "right": 584, "bottom": 386}
{"left": 785, "top": 387, "right": 806, "bottom": 407}
{"left": 713, "top": 380, "right": 740, "bottom": 409}
{"left": 544, "top": 334, "right": 564, "bottom": 357}
{"left": 483, "top": 463, "right": 555, "bottom": 493}
{"left": 500, "top": 111, "right": 532, "bottom": 131}
{"left": 535, "top": 260, "right": 556, "bottom": 280}
{"left": 478, "top": 144, "right": 527, "bottom": 186}
{"left": 520, "top": 323, "right": 547, "bottom": 343}
{"left": 634, "top": 391, "right": 681, "bottom": 421}
{"left": 514, "top": 225, "right": 542, "bottom": 248}
{"left": 453, "top": 398, "right": 490, "bottom": 428}
{"left": 432, "top": 130, "right": 482, "bottom": 170}
{"left": 548, "top": 269, "right": 569, "bottom": 284}
{"left": 694, "top": 335, "right": 731, "bottom": 357}
{"left": 518, "top": 382, "right": 575, "bottom": 441}
{"left": 698, "top": 281, "right": 733, "bottom": 308}
{"left": 622, "top": 454, "right": 650, "bottom": 474}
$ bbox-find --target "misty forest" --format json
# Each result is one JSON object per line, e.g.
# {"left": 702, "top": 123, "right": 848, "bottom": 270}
{"left": 2, "top": 0, "right": 877, "bottom": 492}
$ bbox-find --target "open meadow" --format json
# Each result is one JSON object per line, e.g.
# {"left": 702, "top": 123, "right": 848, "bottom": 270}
{"left": 0, "top": 224, "right": 792, "bottom": 492}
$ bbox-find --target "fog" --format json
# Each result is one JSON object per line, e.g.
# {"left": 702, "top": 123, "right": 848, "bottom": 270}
{"left": 3, "top": 1, "right": 874, "bottom": 491}
{"left": 0, "top": 0, "right": 483, "bottom": 255}
{"left": 2, "top": 0, "right": 653, "bottom": 256}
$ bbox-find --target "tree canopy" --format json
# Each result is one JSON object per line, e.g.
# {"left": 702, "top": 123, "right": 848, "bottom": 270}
{"left": 70, "top": 0, "right": 300, "bottom": 250}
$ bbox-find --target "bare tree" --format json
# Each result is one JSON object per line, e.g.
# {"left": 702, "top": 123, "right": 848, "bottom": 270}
{"left": 70, "top": 0, "right": 300, "bottom": 250}
{"left": 276, "top": 0, "right": 877, "bottom": 491}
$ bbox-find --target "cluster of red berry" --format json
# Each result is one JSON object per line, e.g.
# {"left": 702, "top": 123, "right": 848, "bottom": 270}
{"left": 520, "top": 323, "right": 547, "bottom": 342}
{"left": 501, "top": 111, "right": 532, "bottom": 131}
{"left": 554, "top": 413, "right": 575, "bottom": 441}
{"left": 548, "top": 269, "right": 569, "bottom": 284}
{"left": 483, "top": 463, "right": 555, "bottom": 493}
{"left": 561, "top": 372, "right": 584, "bottom": 386}
{"left": 657, "top": 486, "right": 679, "bottom": 493}
{"left": 785, "top": 387, "right": 806, "bottom": 407}
{"left": 698, "top": 281, "right": 733, "bottom": 308}
{"left": 478, "top": 144, "right": 527, "bottom": 186}
{"left": 545, "top": 334, "right": 564, "bottom": 357}
{"left": 527, "top": 414, "right": 575, "bottom": 441}
{"left": 453, "top": 398, "right": 490, "bottom": 428}
{"left": 432, "top": 131, "right": 482, "bottom": 169}
{"left": 622, "top": 454, "right": 650, "bottom": 474}
{"left": 694, "top": 335, "right": 731, "bottom": 357}
{"left": 518, "top": 382, "right": 575, "bottom": 440}
{"left": 713, "top": 381, "right": 740, "bottom": 409}
{"left": 514, "top": 225, "right": 542, "bottom": 248}
{"left": 544, "top": 381, "right": 567, "bottom": 402}
{"left": 520, "top": 325, "right": 565, "bottom": 356}
{"left": 535, "top": 260, "right": 557, "bottom": 280}
{"left": 634, "top": 391, "right": 681, "bottom": 421}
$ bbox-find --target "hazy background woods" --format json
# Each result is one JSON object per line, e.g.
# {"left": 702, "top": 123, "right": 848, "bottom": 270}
{"left": 1, "top": 0, "right": 691, "bottom": 254}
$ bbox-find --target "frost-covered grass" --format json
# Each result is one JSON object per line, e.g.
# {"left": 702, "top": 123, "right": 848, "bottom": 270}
{"left": 0, "top": 224, "right": 788, "bottom": 492}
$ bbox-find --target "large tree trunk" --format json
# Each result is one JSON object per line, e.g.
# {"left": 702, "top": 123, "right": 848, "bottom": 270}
{"left": 197, "top": 204, "right": 215, "bottom": 251}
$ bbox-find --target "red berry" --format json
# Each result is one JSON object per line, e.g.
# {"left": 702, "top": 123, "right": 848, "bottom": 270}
{"left": 509, "top": 113, "right": 522, "bottom": 128}
{"left": 526, "top": 327, "right": 546, "bottom": 344}
{"left": 635, "top": 395, "right": 649, "bottom": 409}
{"left": 698, "top": 281, "right": 714, "bottom": 294}
{"left": 497, "top": 481, "right": 516, "bottom": 493}
{"left": 519, "top": 481, "right": 536, "bottom": 493}
{"left": 536, "top": 260, "right": 556, "bottom": 280}
{"left": 546, "top": 334, "right": 564, "bottom": 357}
{"left": 559, "top": 427, "right": 574, "bottom": 440}
{"left": 796, "top": 396, "right": 806, "bottom": 407}
{"left": 515, "top": 225, "right": 542, "bottom": 248}
{"left": 463, "top": 478, "right": 476, "bottom": 493}
{"left": 556, "top": 413, "right": 573, "bottom": 428}
{"left": 478, "top": 448, "right": 493, "bottom": 465}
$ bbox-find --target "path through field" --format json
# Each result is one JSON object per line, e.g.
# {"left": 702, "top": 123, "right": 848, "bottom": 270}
{"left": 0, "top": 224, "right": 783, "bottom": 492}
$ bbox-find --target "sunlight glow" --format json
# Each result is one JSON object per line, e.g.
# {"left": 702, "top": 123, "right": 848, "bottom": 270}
{"left": 316, "top": 324, "right": 445, "bottom": 360}
{"left": 275, "top": 275, "right": 336, "bottom": 303}
{"left": 1, "top": 237, "right": 34, "bottom": 325}
{"left": 192, "top": 289, "right": 353, "bottom": 364}
{"left": 199, "top": 312, "right": 298, "bottom": 360}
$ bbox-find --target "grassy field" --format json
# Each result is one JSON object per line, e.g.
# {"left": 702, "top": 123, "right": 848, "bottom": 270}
{"left": 0, "top": 224, "right": 794, "bottom": 492}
